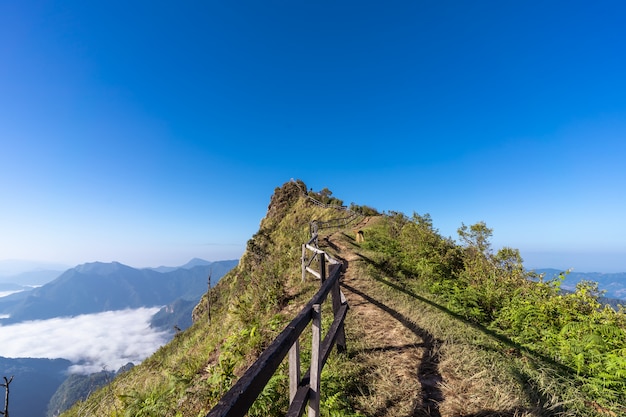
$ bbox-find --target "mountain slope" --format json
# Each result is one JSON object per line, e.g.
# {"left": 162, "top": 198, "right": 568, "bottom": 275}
{"left": 59, "top": 181, "right": 625, "bottom": 417}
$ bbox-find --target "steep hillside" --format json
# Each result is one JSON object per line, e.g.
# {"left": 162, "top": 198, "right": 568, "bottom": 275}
{"left": 59, "top": 181, "right": 625, "bottom": 417}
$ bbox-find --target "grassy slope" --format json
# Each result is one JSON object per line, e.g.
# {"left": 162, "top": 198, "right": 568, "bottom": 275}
{"left": 60, "top": 181, "right": 350, "bottom": 417}
{"left": 61, "top": 182, "right": 619, "bottom": 417}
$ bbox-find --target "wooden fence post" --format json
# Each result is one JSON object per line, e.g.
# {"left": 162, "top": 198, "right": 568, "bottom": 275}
{"left": 206, "top": 235, "right": 350, "bottom": 417}
{"left": 308, "top": 305, "right": 321, "bottom": 417}
{"left": 330, "top": 264, "right": 347, "bottom": 353}
{"left": 288, "top": 340, "right": 300, "bottom": 403}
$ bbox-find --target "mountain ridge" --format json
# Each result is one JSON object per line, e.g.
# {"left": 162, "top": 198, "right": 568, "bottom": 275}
{"left": 51, "top": 181, "right": 626, "bottom": 417}
{"left": 0, "top": 259, "right": 237, "bottom": 324}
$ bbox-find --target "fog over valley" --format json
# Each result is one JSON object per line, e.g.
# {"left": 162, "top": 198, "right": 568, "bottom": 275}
{"left": 0, "top": 307, "right": 168, "bottom": 374}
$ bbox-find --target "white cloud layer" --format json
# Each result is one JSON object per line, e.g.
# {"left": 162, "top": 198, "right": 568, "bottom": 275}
{"left": 0, "top": 290, "right": 25, "bottom": 298}
{"left": 0, "top": 308, "right": 170, "bottom": 374}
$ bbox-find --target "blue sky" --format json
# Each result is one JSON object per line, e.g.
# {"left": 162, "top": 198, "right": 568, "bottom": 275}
{"left": 1, "top": 1, "right": 626, "bottom": 272}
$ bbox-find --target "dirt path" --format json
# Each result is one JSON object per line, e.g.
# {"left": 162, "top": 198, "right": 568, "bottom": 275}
{"left": 325, "top": 230, "right": 443, "bottom": 417}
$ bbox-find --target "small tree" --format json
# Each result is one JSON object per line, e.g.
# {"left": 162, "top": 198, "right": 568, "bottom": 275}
{"left": 1, "top": 376, "right": 13, "bottom": 417}
{"left": 457, "top": 221, "right": 493, "bottom": 255}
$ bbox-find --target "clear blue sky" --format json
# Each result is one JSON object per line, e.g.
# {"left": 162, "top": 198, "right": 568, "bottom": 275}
{"left": 2, "top": 1, "right": 626, "bottom": 272}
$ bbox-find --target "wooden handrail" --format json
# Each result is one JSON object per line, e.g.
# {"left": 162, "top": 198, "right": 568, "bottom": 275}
{"left": 206, "top": 259, "right": 347, "bottom": 417}
{"left": 304, "top": 244, "right": 341, "bottom": 264}
{"left": 207, "top": 191, "right": 351, "bottom": 417}
{"left": 310, "top": 212, "right": 359, "bottom": 234}
{"left": 287, "top": 302, "right": 348, "bottom": 417}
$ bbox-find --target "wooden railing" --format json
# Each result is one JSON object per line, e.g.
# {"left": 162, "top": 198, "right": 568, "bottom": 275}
{"left": 206, "top": 230, "right": 348, "bottom": 417}
{"left": 305, "top": 195, "right": 345, "bottom": 209}
{"left": 309, "top": 212, "right": 360, "bottom": 237}
{"left": 295, "top": 179, "right": 362, "bottom": 237}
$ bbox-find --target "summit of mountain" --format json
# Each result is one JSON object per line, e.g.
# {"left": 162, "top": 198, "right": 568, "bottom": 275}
{"left": 72, "top": 261, "right": 132, "bottom": 275}
{"left": 148, "top": 257, "right": 215, "bottom": 273}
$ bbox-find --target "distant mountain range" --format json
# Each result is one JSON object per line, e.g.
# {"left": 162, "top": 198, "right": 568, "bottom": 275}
{"left": 0, "top": 260, "right": 69, "bottom": 282}
{"left": 0, "top": 259, "right": 237, "bottom": 324}
{"left": 533, "top": 268, "right": 626, "bottom": 302}
{"left": 0, "top": 269, "right": 64, "bottom": 286}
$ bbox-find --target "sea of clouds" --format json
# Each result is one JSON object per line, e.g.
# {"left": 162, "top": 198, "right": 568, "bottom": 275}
{"left": 0, "top": 307, "right": 170, "bottom": 374}
{"left": 0, "top": 289, "right": 25, "bottom": 298}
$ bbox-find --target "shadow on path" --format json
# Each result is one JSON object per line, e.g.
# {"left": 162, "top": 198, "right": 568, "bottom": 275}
{"left": 352, "top": 252, "right": 576, "bottom": 417}
{"left": 353, "top": 253, "right": 578, "bottom": 378}
{"left": 341, "top": 282, "right": 443, "bottom": 417}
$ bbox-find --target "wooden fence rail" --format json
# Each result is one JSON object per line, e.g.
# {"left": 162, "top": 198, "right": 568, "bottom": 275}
{"left": 206, "top": 239, "right": 348, "bottom": 417}
{"left": 303, "top": 195, "right": 348, "bottom": 210}
{"left": 309, "top": 213, "right": 360, "bottom": 236}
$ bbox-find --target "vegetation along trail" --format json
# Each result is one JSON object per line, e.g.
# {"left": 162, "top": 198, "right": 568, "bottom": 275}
{"left": 319, "top": 219, "right": 587, "bottom": 417}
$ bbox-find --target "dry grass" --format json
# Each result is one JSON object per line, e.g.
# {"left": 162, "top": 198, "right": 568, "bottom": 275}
{"left": 342, "top": 291, "right": 422, "bottom": 416}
